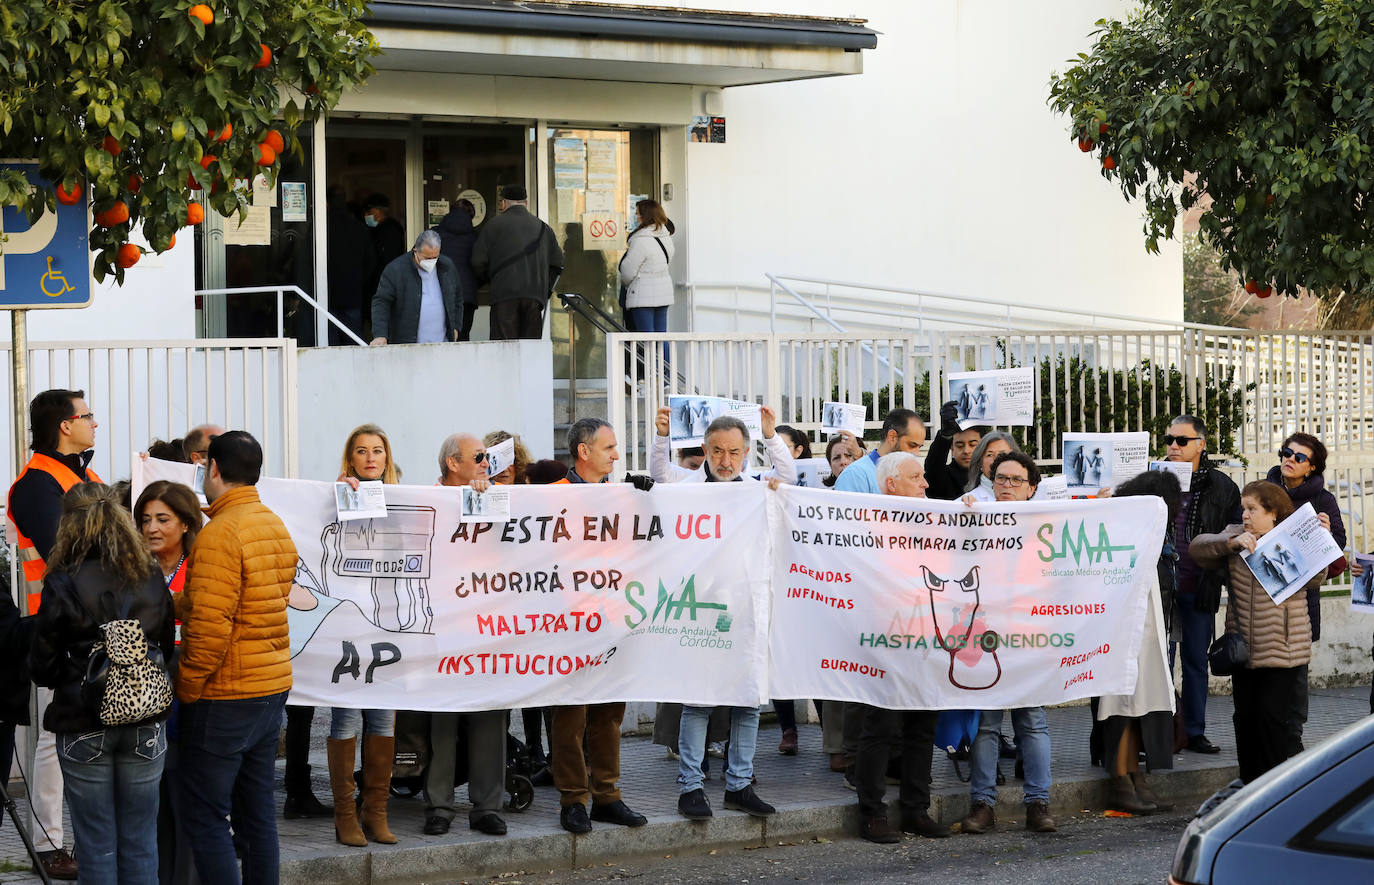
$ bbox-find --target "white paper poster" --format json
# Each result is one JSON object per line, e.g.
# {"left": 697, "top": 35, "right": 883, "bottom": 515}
{"left": 582, "top": 212, "right": 625, "bottom": 251}
{"left": 1352, "top": 554, "right": 1374, "bottom": 612}
{"left": 555, "top": 189, "right": 577, "bottom": 221}
{"left": 1148, "top": 460, "right": 1193, "bottom": 492}
{"left": 461, "top": 485, "right": 510, "bottom": 523}
{"left": 793, "top": 457, "right": 832, "bottom": 489}
{"left": 335, "top": 481, "right": 387, "bottom": 521}
{"left": 1061, "top": 432, "right": 1149, "bottom": 493}
{"left": 281, "top": 181, "right": 307, "bottom": 222}
{"left": 586, "top": 190, "right": 615, "bottom": 213}
{"left": 768, "top": 487, "right": 1165, "bottom": 710}
{"left": 947, "top": 368, "right": 1035, "bottom": 429}
{"left": 457, "top": 188, "right": 487, "bottom": 226}
{"left": 485, "top": 438, "right": 517, "bottom": 478}
{"left": 1036, "top": 475, "right": 1069, "bottom": 501}
{"left": 667, "top": 395, "right": 764, "bottom": 449}
{"left": 1242, "top": 502, "right": 1343, "bottom": 605}
{"left": 821, "top": 402, "right": 866, "bottom": 437}
{"left": 222, "top": 204, "right": 272, "bottom": 246}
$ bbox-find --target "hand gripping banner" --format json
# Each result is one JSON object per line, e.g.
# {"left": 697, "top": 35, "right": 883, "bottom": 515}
{"left": 766, "top": 486, "right": 1166, "bottom": 710}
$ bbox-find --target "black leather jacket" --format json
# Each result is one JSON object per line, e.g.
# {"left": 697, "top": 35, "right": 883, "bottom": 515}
{"left": 29, "top": 557, "right": 175, "bottom": 733}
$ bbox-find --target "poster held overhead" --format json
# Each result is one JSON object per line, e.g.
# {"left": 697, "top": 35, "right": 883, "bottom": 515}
{"left": 1148, "top": 460, "right": 1193, "bottom": 492}
{"left": 1061, "top": 431, "right": 1149, "bottom": 493}
{"left": 667, "top": 395, "right": 763, "bottom": 449}
{"left": 946, "top": 368, "right": 1035, "bottom": 429}
{"left": 821, "top": 401, "right": 866, "bottom": 437}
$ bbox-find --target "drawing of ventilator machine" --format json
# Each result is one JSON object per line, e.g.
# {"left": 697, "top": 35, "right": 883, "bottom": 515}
{"left": 321, "top": 505, "right": 436, "bottom": 634}
{"left": 921, "top": 565, "right": 1002, "bottom": 690}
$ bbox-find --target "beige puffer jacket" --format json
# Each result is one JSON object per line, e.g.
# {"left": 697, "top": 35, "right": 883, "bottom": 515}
{"left": 1190, "top": 525, "right": 1317, "bottom": 669}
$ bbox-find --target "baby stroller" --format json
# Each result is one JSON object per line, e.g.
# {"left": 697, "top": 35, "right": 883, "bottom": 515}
{"left": 367, "top": 711, "right": 535, "bottom": 813}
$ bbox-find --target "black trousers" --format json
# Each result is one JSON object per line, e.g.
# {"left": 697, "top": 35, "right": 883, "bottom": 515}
{"left": 1232, "top": 666, "right": 1305, "bottom": 783}
{"left": 853, "top": 705, "right": 938, "bottom": 820}
{"left": 459, "top": 303, "right": 477, "bottom": 341}
{"left": 284, "top": 704, "right": 315, "bottom": 796}
{"left": 489, "top": 298, "right": 545, "bottom": 340}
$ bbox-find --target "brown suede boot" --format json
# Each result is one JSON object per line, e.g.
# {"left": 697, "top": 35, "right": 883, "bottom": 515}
{"left": 1108, "top": 774, "right": 1157, "bottom": 815}
{"left": 1130, "top": 771, "right": 1173, "bottom": 812}
{"left": 327, "top": 737, "right": 366, "bottom": 847}
{"left": 960, "top": 801, "right": 995, "bottom": 834}
{"left": 360, "top": 734, "right": 398, "bottom": 844}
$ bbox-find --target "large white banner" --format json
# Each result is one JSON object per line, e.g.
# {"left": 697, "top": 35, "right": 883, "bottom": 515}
{"left": 135, "top": 459, "right": 771, "bottom": 711}
{"left": 767, "top": 487, "right": 1166, "bottom": 710}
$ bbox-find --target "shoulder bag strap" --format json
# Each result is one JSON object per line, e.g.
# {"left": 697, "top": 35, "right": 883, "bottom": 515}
{"left": 488, "top": 228, "right": 546, "bottom": 279}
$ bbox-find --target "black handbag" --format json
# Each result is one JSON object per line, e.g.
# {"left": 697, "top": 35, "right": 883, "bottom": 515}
{"left": 1208, "top": 631, "right": 1249, "bottom": 676}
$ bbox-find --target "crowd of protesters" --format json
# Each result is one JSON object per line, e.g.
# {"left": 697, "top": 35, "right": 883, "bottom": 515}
{"left": 0, "top": 386, "right": 1364, "bottom": 882}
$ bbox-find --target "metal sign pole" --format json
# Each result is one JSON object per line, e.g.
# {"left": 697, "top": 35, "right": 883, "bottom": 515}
{"left": 12, "top": 309, "right": 27, "bottom": 487}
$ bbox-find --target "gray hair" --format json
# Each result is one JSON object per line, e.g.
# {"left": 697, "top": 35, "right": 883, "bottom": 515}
{"left": 567, "top": 418, "right": 611, "bottom": 461}
{"left": 876, "top": 451, "right": 919, "bottom": 491}
{"left": 414, "top": 230, "right": 442, "bottom": 252}
{"left": 704, "top": 415, "right": 749, "bottom": 447}
{"left": 437, "top": 433, "right": 473, "bottom": 478}
{"left": 965, "top": 431, "right": 1020, "bottom": 492}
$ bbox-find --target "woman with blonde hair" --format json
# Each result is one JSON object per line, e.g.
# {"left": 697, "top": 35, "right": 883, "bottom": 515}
{"left": 30, "top": 483, "right": 175, "bottom": 884}
{"left": 482, "top": 429, "right": 531, "bottom": 486}
{"left": 326, "top": 423, "right": 403, "bottom": 846}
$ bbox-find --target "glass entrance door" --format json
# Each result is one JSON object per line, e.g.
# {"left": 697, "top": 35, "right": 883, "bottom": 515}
{"left": 546, "top": 127, "right": 658, "bottom": 381}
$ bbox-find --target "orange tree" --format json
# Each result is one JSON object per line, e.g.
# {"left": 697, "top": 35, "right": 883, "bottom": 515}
{"left": 0, "top": 0, "right": 377, "bottom": 281}
{"left": 1048, "top": 1, "right": 1374, "bottom": 303}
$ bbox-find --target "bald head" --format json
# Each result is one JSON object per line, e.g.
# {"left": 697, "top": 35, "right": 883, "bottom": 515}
{"left": 438, "top": 433, "right": 486, "bottom": 486}
{"left": 184, "top": 424, "right": 225, "bottom": 464}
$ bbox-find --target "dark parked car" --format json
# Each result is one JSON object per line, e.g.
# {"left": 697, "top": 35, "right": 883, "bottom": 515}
{"left": 1171, "top": 715, "right": 1374, "bottom": 884}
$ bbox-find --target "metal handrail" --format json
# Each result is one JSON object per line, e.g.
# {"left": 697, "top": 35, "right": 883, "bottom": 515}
{"left": 560, "top": 292, "right": 692, "bottom": 393}
{"left": 765, "top": 274, "right": 904, "bottom": 380}
{"left": 195, "top": 286, "right": 368, "bottom": 346}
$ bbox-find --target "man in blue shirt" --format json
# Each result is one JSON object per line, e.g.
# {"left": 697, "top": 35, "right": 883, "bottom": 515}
{"left": 833, "top": 408, "right": 927, "bottom": 494}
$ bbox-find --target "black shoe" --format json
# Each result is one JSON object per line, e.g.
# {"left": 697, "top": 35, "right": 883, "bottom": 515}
{"left": 560, "top": 803, "right": 593, "bottom": 834}
{"left": 678, "top": 788, "right": 713, "bottom": 820}
{"left": 590, "top": 799, "right": 647, "bottom": 828}
{"left": 860, "top": 815, "right": 901, "bottom": 844}
{"left": 531, "top": 766, "right": 554, "bottom": 786}
{"left": 284, "top": 791, "right": 332, "bottom": 819}
{"left": 902, "top": 812, "right": 951, "bottom": 838}
{"left": 1187, "top": 735, "right": 1221, "bottom": 754}
{"left": 843, "top": 771, "right": 858, "bottom": 791}
{"left": 34, "top": 849, "right": 78, "bottom": 881}
{"left": 1014, "top": 757, "right": 1024, "bottom": 780}
{"left": 470, "top": 813, "right": 507, "bottom": 836}
{"left": 423, "top": 815, "right": 451, "bottom": 835}
{"left": 724, "top": 785, "right": 776, "bottom": 817}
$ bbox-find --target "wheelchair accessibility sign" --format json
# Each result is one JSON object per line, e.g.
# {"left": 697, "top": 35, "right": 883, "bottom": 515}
{"left": 0, "top": 161, "right": 91, "bottom": 309}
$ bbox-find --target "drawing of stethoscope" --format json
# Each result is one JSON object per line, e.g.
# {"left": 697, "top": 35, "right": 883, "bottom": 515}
{"left": 921, "top": 565, "right": 1003, "bottom": 690}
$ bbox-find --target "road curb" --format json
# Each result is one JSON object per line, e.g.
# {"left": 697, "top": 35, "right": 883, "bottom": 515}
{"left": 280, "top": 763, "right": 1239, "bottom": 884}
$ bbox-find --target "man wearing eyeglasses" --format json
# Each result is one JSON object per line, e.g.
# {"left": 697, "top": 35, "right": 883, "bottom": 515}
{"left": 6, "top": 389, "right": 103, "bottom": 880}
{"left": 1163, "top": 415, "right": 1240, "bottom": 755}
{"left": 959, "top": 450, "right": 1057, "bottom": 837}
{"left": 422, "top": 433, "right": 507, "bottom": 837}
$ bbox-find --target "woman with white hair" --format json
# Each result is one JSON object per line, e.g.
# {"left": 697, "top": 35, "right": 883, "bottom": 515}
{"left": 963, "top": 431, "right": 1021, "bottom": 501}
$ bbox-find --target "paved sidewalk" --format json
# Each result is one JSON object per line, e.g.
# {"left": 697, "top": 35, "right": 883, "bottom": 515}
{"left": 1, "top": 686, "right": 1368, "bottom": 883}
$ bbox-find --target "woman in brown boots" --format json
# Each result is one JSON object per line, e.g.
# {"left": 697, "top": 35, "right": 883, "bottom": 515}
{"left": 328, "top": 424, "right": 403, "bottom": 846}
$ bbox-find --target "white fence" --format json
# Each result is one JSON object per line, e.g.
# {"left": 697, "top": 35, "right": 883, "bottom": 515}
{"left": 0, "top": 339, "right": 299, "bottom": 491}
{"left": 608, "top": 328, "right": 1374, "bottom": 552}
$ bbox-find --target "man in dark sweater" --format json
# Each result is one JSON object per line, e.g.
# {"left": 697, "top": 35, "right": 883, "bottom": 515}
{"left": 924, "top": 400, "right": 985, "bottom": 500}
{"left": 471, "top": 184, "right": 563, "bottom": 340}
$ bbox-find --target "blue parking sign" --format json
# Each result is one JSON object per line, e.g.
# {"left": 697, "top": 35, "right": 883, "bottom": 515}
{"left": 0, "top": 162, "right": 91, "bottom": 309}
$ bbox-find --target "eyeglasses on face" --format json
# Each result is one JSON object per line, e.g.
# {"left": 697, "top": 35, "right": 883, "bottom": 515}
{"left": 472, "top": 451, "right": 487, "bottom": 463}
{"left": 67, "top": 412, "right": 95, "bottom": 422}
{"left": 1163, "top": 434, "right": 1200, "bottom": 446}
{"left": 1278, "top": 446, "right": 1310, "bottom": 464}
{"left": 993, "top": 474, "right": 1028, "bottom": 487}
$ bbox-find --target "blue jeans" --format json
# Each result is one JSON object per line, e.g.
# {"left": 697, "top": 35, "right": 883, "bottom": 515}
{"left": 330, "top": 707, "right": 395, "bottom": 738}
{"left": 1172, "top": 592, "right": 1215, "bottom": 737}
{"left": 178, "top": 692, "right": 289, "bottom": 885}
{"left": 626, "top": 306, "right": 668, "bottom": 332}
{"left": 58, "top": 722, "right": 167, "bottom": 885}
{"left": 678, "top": 705, "right": 759, "bottom": 793}
{"left": 970, "top": 707, "right": 1050, "bottom": 806}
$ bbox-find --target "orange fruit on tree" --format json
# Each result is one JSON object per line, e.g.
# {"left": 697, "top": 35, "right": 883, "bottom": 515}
{"left": 55, "top": 181, "right": 83, "bottom": 205}
{"left": 101, "top": 135, "right": 121, "bottom": 156}
{"left": 263, "top": 130, "right": 285, "bottom": 155}
{"left": 1077, "top": 137, "right": 1094, "bottom": 152}
{"left": 200, "top": 155, "right": 216, "bottom": 170}
{"left": 95, "top": 201, "right": 129, "bottom": 227}
{"left": 187, "top": 172, "right": 201, "bottom": 190}
{"left": 1257, "top": 285, "right": 1273, "bottom": 298}
{"left": 1102, "top": 156, "right": 1116, "bottom": 171}
{"left": 116, "top": 244, "right": 141, "bottom": 268}
{"left": 166, "top": 234, "right": 177, "bottom": 251}
{"left": 128, "top": 174, "right": 143, "bottom": 194}
{"left": 255, "top": 44, "right": 272, "bottom": 69}
{"left": 255, "top": 143, "right": 276, "bottom": 166}
{"left": 188, "top": 4, "right": 213, "bottom": 25}
{"left": 186, "top": 202, "right": 205, "bottom": 225}
{"left": 214, "top": 123, "right": 233, "bottom": 143}
{"left": 1099, "top": 122, "right": 1109, "bottom": 135}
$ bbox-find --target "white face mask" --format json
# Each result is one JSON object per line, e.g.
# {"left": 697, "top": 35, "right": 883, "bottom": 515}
{"left": 418, "top": 257, "right": 438, "bottom": 274}
{"left": 364, "top": 214, "right": 379, "bottom": 228}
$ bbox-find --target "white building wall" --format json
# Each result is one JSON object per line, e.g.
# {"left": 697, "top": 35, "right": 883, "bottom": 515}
{"left": 670, "top": 0, "right": 1183, "bottom": 322}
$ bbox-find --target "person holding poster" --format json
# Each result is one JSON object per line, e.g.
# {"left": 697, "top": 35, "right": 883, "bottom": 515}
{"left": 1189, "top": 482, "right": 1324, "bottom": 783}
{"left": 960, "top": 452, "right": 1057, "bottom": 836}
{"left": 423, "top": 433, "right": 508, "bottom": 838}
{"left": 961, "top": 432, "right": 1018, "bottom": 502}
{"left": 926, "top": 400, "right": 985, "bottom": 500}
{"left": 550, "top": 419, "right": 649, "bottom": 834}
{"left": 822, "top": 433, "right": 863, "bottom": 489}
{"left": 1265, "top": 433, "right": 1347, "bottom": 643}
{"left": 833, "top": 409, "right": 925, "bottom": 494}
{"left": 651, "top": 405, "right": 797, "bottom": 485}
{"left": 1164, "top": 416, "right": 1240, "bottom": 755}
{"left": 853, "top": 452, "right": 949, "bottom": 843}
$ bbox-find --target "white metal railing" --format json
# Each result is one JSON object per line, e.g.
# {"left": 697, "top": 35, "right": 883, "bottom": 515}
{"left": 0, "top": 339, "right": 299, "bottom": 490}
{"left": 196, "top": 286, "right": 367, "bottom": 346}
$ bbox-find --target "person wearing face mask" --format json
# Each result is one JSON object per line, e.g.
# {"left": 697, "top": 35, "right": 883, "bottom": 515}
{"left": 962, "top": 432, "right": 1019, "bottom": 502}
{"left": 370, "top": 231, "right": 464, "bottom": 346}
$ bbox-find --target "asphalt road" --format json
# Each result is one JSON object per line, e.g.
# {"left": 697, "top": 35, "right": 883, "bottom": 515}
{"left": 461, "top": 808, "right": 1192, "bottom": 885}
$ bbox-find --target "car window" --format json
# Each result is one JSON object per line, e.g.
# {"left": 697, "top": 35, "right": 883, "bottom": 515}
{"left": 1308, "top": 784, "right": 1374, "bottom": 855}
